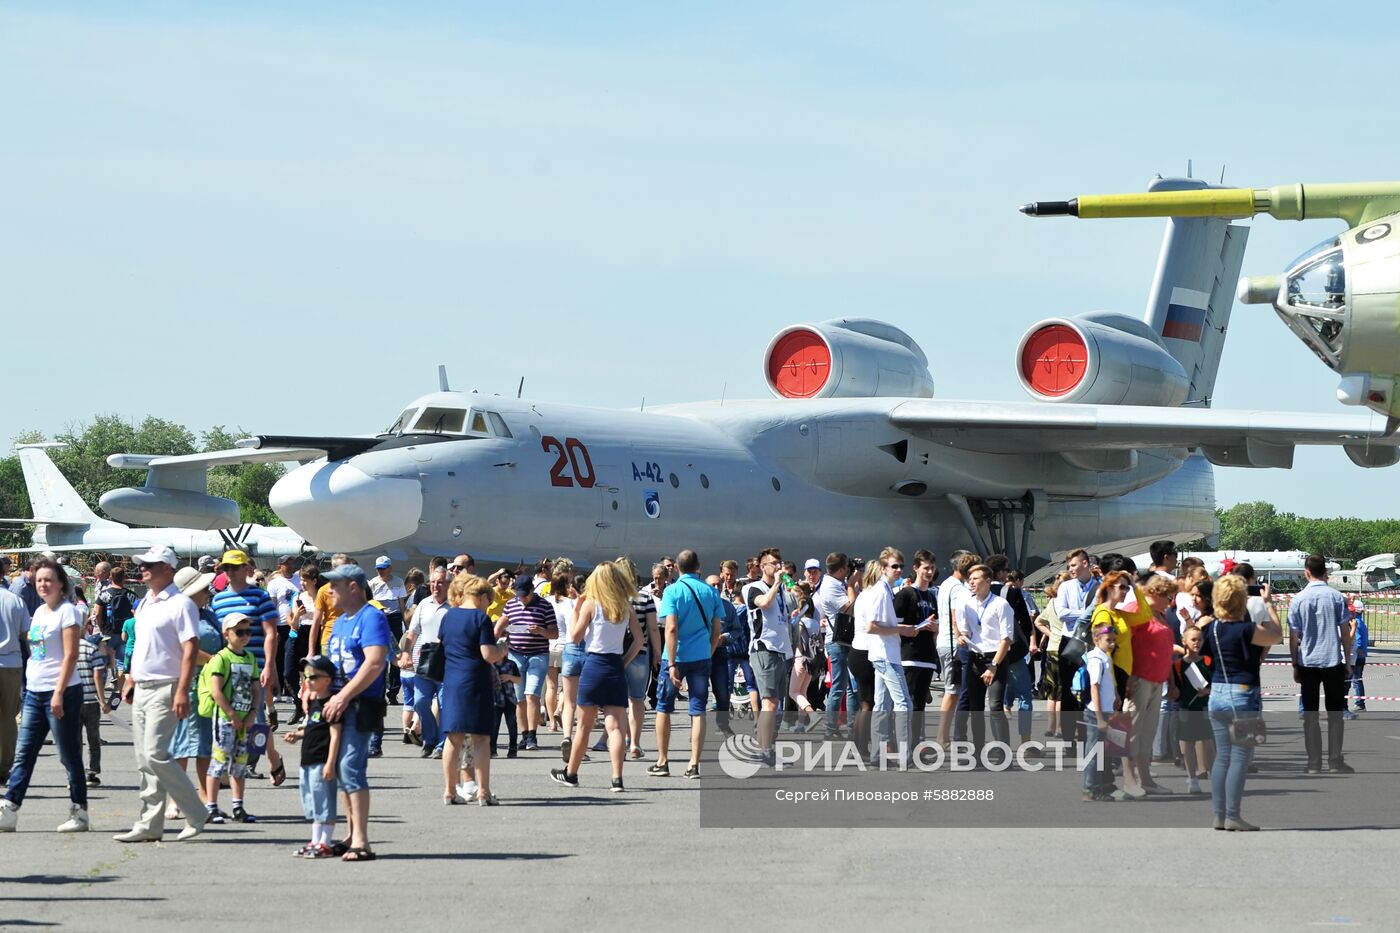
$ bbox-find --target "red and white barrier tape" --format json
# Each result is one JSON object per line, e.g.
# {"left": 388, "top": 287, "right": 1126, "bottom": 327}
{"left": 1258, "top": 693, "right": 1400, "bottom": 701}
{"left": 1262, "top": 660, "right": 1400, "bottom": 667}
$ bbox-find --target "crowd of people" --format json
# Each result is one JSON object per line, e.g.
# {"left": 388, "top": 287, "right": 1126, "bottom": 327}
{"left": 0, "top": 537, "right": 1375, "bottom": 855}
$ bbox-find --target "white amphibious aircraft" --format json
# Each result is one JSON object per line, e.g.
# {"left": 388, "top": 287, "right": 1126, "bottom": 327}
{"left": 106, "top": 178, "right": 1400, "bottom": 571}
{"left": 1, "top": 444, "right": 310, "bottom": 562}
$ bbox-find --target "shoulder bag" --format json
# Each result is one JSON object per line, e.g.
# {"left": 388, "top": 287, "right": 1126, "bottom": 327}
{"left": 1212, "top": 622, "right": 1266, "bottom": 748}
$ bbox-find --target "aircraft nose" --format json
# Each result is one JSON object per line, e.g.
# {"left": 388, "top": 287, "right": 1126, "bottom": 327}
{"left": 269, "top": 460, "right": 423, "bottom": 552}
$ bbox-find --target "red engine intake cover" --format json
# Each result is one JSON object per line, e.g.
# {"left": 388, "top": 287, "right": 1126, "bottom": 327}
{"left": 1020, "top": 324, "right": 1088, "bottom": 397}
{"left": 767, "top": 328, "right": 832, "bottom": 398}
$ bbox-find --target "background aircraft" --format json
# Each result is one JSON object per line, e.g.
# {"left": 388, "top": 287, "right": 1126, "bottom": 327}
{"left": 107, "top": 178, "right": 1400, "bottom": 572}
{"left": 0, "top": 445, "right": 310, "bottom": 563}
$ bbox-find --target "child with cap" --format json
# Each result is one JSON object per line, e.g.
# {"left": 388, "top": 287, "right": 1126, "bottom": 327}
{"left": 284, "top": 655, "right": 342, "bottom": 858}
{"left": 202, "top": 612, "right": 262, "bottom": 823}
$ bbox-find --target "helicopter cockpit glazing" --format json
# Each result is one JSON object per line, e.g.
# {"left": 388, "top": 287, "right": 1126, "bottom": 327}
{"left": 1281, "top": 236, "right": 1346, "bottom": 364}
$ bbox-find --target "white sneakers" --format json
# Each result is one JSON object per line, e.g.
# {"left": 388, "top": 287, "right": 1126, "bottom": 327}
{"left": 57, "top": 805, "right": 89, "bottom": 833}
{"left": 0, "top": 800, "right": 88, "bottom": 833}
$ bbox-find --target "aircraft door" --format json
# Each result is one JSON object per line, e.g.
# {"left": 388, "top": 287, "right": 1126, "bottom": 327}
{"left": 592, "top": 461, "right": 623, "bottom": 550}
{"left": 418, "top": 469, "right": 461, "bottom": 552}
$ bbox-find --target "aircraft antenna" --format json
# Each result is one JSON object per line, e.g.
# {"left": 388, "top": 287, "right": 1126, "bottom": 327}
{"left": 517, "top": 377, "right": 525, "bottom": 399}
{"left": 640, "top": 396, "right": 646, "bottom": 412}
{"left": 720, "top": 382, "right": 727, "bottom": 406}
{"left": 438, "top": 365, "right": 450, "bottom": 392}
{"left": 1219, "top": 164, "right": 1226, "bottom": 184}
{"left": 1187, "top": 159, "right": 1192, "bottom": 178}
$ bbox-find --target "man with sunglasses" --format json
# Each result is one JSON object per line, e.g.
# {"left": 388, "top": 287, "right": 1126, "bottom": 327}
{"left": 864, "top": 548, "right": 918, "bottom": 764}
{"left": 745, "top": 548, "right": 792, "bottom": 765}
{"left": 113, "top": 545, "right": 208, "bottom": 843}
{"left": 447, "top": 555, "right": 475, "bottom": 576}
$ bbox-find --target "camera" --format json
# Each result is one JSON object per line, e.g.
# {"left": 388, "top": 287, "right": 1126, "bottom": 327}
{"left": 849, "top": 557, "right": 866, "bottom": 572}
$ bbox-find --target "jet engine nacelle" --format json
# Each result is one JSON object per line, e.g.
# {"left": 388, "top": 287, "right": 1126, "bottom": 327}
{"left": 763, "top": 318, "right": 934, "bottom": 399}
{"left": 1017, "top": 311, "right": 1190, "bottom": 406}
{"left": 99, "top": 487, "right": 241, "bottom": 530}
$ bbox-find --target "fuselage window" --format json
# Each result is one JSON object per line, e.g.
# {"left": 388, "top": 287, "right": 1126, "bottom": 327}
{"left": 386, "top": 408, "right": 418, "bottom": 435}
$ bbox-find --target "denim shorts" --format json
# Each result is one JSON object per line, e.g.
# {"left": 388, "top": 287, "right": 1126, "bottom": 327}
{"left": 508, "top": 651, "right": 550, "bottom": 698}
{"left": 337, "top": 715, "right": 371, "bottom": 793}
{"left": 299, "top": 765, "right": 338, "bottom": 823}
{"left": 656, "top": 658, "right": 710, "bottom": 716}
{"left": 560, "top": 643, "right": 587, "bottom": 679}
{"left": 625, "top": 650, "right": 650, "bottom": 700}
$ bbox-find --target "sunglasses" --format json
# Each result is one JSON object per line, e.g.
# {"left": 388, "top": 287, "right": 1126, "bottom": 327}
{"left": 231, "top": 628, "right": 251, "bottom": 636}
{"left": 303, "top": 673, "right": 329, "bottom": 681}
{"left": 886, "top": 563, "right": 904, "bottom": 570}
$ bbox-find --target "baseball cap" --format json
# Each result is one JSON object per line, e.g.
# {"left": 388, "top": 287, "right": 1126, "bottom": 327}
{"left": 133, "top": 545, "right": 179, "bottom": 568}
{"left": 302, "top": 654, "right": 336, "bottom": 678}
{"left": 804, "top": 558, "right": 821, "bottom": 571}
{"left": 278, "top": 553, "right": 300, "bottom": 567}
{"left": 173, "top": 566, "right": 216, "bottom": 598}
{"left": 1354, "top": 599, "right": 1366, "bottom": 611}
{"left": 220, "top": 549, "right": 250, "bottom": 567}
{"left": 375, "top": 556, "right": 392, "bottom": 569}
{"left": 322, "top": 564, "right": 369, "bottom": 587}
{"left": 513, "top": 573, "right": 535, "bottom": 596}
{"left": 221, "top": 611, "right": 253, "bottom": 632}
{"left": 197, "top": 555, "right": 219, "bottom": 573}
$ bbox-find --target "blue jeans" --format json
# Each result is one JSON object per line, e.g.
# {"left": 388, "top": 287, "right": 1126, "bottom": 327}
{"left": 560, "top": 643, "right": 586, "bottom": 679}
{"left": 412, "top": 676, "right": 442, "bottom": 751}
{"left": 872, "top": 659, "right": 911, "bottom": 758}
{"left": 1003, "top": 657, "right": 1034, "bottom": 740}
{"left": 1352, "top": 657, "right": 1366, "bottom": 710}
{"left": 656, "top": 659, "right": 710, "bottom": 716}
{"left": 1208, "top": 684, "right": 1260, "bottom": 820}
{"left": 4, "top": 684, "right": 86, "bottom": 809}
{"left": 337, "top": 714, "right": 371, "bottom": 793}
{"left": 401, "top": 672, "right": 416, "bottom": 710}
{"left": 624, "top": 650, "right": 651, "bottom": 700}
{"left": 508, "top": 651, "right": 550, "bottom": 699}
{"left": 824, "top": 643, "right": 858, "bottom": 735}
{"left": 1081, "top": 713, "right": 1112, "bottom": 794}
{"left": 1155, "top": 694, "right": 1178, "bottom": 758}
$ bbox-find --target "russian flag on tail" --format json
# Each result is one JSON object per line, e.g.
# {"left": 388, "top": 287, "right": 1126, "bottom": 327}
{"left": 1161, "top": 286, "right": 1209, "bottom": 342}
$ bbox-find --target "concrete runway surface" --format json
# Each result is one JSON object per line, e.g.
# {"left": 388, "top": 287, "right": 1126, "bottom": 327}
{"left": 3, "top": 652, "right": 1398, "bottom": 931}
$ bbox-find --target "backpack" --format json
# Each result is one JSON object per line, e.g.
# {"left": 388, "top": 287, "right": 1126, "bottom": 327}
{"left": 102, "top": 586, "right": 136, "bottom": 636}
{"left": 1071, "top": 664, "right": 1091, "bottom": 709}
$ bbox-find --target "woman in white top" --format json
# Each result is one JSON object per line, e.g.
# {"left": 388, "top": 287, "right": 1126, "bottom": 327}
{"left": 544, "top": 567, "right": 578, "bottom": 738}
{"left": 0, "top": 558, "right": 89, "bottom": 833}
{"left": 550, "top": 562, "right": 642, "bottom": 792}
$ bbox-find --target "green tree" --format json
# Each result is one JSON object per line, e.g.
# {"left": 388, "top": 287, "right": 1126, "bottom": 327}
{"left": 1217, "top": 501, "right": 1290, "bottom": 551}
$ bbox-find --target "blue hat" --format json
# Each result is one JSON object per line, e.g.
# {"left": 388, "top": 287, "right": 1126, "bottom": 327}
{"left": 302, "top": 654, "right": 337, "bottom": 677}
{"left": 513, "top": 573, "right": 535, "bottom": 596}
{"left": 375, "top": 555, "right": 392, "bottom": 569}
{"left": 322, "top": 564, "right": 369, "bottom": 586}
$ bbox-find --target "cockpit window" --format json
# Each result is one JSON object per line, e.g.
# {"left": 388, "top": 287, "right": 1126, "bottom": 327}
{"left": 1286, "top": 247, "right": 1346, "bottom": 312}
{"left": 469, "top": 410, "right": 489, "bottom": 434}
{"left": 486, "top": 412, "right": 512, "bottom": 438}
{"left": 412, "top": 407, "right": 468, "bottom": 434}
{"left": 385, "top": 408, "right": 418, "bottom": 435}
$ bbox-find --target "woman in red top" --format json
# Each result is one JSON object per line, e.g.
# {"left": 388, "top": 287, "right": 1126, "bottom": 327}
{"left": 1134, "top": 575, "right": 1181, "bottom": 795}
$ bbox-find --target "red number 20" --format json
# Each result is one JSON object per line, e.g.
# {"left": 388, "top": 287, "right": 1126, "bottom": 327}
{"left": 542, "top": 436, "right": 595, "bottom": 489}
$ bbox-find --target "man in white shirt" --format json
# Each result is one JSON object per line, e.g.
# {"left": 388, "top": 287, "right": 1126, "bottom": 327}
{"left": 1149, "top": 540, "right": 1177, "bottom": 579}
{"left": 953, "top": 564, "right": 1013, "bottom": 756}
{"left": 266, "top": 555, "right": 302, "bottom": 702}
{"left": 813, "top": 553, "right": 856, "bottom": 739}
{"left": 402, "top": 567, "right": 450, "bottom": 756}
{"left": 1053, "top": 549, "right": 1099, "bottom": 711}
{"left": 744, "top": 548, "right": 792, "bottom": 763}
{"left": 934, "top": 551, "right": 976, "bottom": 748}
{"left": 370, "top": 557, "right": 408, "bottom": 704}
{"left": 865, "top": 548, "right": 918, "bottom": 764}
{"left": 114, "top": 545, "right": 208, "bottom": 843}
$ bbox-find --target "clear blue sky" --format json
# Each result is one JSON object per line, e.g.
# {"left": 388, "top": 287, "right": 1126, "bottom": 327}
{"left": 3, "top": 1, "right": 1397, "bottom": 518}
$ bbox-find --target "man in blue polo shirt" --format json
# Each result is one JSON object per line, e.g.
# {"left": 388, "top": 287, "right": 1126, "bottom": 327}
{"left": 650, "top": 549, "right": 724, "bottom": 779}
{"left": 1288, "top": 554, "right": 1355, "bottom": 774}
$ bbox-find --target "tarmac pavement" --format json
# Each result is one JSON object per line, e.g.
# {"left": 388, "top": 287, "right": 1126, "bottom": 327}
{"left": 3, "top": 655, "right": 1399, "bottom": 931}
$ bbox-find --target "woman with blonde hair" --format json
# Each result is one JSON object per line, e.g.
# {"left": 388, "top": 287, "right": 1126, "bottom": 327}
{"left": 1035, "top": 572, "right": 1070, "bottom": 738}
{"left": 550, "top": 562, "right": 642, "bottom": 792}
{"left": 846, "top": 560, "right": 882, "bottom": 760}
{"left": 438, "top": 575, "right": 507, "bottom": 806}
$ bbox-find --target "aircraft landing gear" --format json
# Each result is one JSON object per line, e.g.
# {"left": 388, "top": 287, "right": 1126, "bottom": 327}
{"left": 946, "top": 491, "right": 1041, "bottom": 572}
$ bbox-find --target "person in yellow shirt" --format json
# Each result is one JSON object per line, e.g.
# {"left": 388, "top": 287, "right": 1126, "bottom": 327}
{"left": 1089, "top": 567, "right": 1153, "bottom": 798}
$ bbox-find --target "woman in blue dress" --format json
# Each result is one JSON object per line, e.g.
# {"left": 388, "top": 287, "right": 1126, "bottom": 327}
{"left": 439, "top": 575, "right": 506, "bottom": 806}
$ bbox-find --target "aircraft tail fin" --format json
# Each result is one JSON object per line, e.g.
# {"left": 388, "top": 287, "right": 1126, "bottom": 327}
{"left": 1141, "top": 176, "right": 1249, "bottom": 408}
{"left": 16, "top": 445, "right": 117, "bottom": 527}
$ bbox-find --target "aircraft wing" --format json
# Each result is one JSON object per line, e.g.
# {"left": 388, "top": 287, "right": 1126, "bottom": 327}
{"left": 888, "top": 400, "right": 1400, "bottom": 467}
{"left": 106, "top": 446, "right": 325, "bottom": 472}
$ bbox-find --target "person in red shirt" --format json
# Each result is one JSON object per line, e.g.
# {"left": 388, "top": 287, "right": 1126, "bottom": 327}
{"left": 1135, "top": 575, "right": 1181, "bottom": 794}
